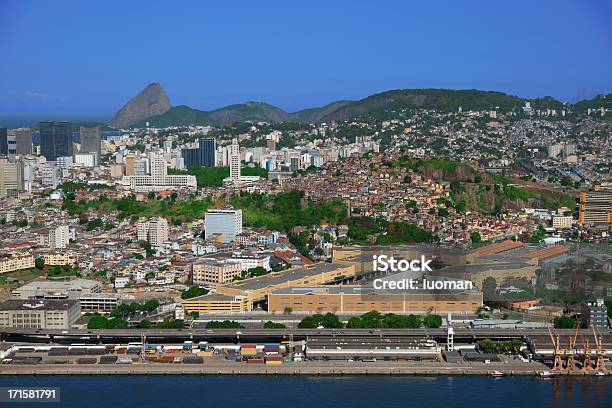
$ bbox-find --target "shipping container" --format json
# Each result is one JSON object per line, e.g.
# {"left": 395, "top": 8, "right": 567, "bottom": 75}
{"left": 76, "top": 358, "right": 97, "bottom": 364}
{"left": 246, "top": 358, "right": 264, "bottom": 364}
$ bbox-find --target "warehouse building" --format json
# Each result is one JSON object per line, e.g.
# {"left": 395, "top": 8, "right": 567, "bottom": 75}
{"left": 216, "top": 262, "right": 357, "bottom": 303}
{"left": 182, "top": 293, "right": 252, "bottom": 313}
{"left": 268, "top": 284, "right": 482, "bottom": 314}
{"left": 305, "top": 336, "right": 439, "bottom": 361}
{"left": 11, "top": 278, "right": 102, "bottom": 300}
{"left": 0, "top": 299, "right": 80, "bottom": 329}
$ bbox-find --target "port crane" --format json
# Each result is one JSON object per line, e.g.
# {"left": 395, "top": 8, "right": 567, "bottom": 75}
{"left": 547, "top": 324, "right": 563, "bottom": 371}
{"left": 592, "top": 326, "right": 606, "bottom": 372}
{"left": 565, "top": 320, "right": 581, "bottom": 371}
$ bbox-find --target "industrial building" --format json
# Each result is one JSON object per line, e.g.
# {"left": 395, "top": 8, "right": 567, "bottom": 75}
{"left": 0, "top": 299, "right": 80, "bottom": 330}
{"left": 11, "top": 278, "right": 102, "bottom": 300}
{"left": 182, "top": 293, "right": 252, "bottom": 313}
{"left": 305, "top": 335, "right": 439, "bottom": 361}
{"left": 268, "top": 284, "right": 482, "bottom": 314}
{"left": 216, "top": 262, "right": 357, "bottom": 303}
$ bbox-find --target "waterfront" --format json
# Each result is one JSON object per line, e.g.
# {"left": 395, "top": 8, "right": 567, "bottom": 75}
{"left": 1, "top": 376, "right": 611, "bottom": 408}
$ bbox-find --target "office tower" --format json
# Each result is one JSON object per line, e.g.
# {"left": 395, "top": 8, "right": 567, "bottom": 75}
{"left": 0, "top": 128, "right": 7, "bottom": 155}
{"left": 13, "top": 128, "right": 33, "bottom": 155}
{"left": 40, "top": 121, "right": 73, "bottom": 161}
{"left": 5, "top": 131, "right": 17, "bottom": 158}
{"left": 80, "top": 126, "right": 101, "bottom": 161}
{"left": 199, "top": 138, "right": 216, "bottom": 167}
{"left": 124, "top": 154, "right": 136, "bottom": 176}
{"left": 49, "top": 225, "right": 71, "bottom": 249}
{"left": 229, "top": 138, "right": 241, "bottom": 181}
{"left": 579, "top": 188, "right": 612, "bottom": 225}
{"left": 137, "top": 217, "right": 168, "bottom": 247}
{"left": 181, "top": 138, "right": 216, "bottom": 167}
{"left": 204, "top": 208, "right": 243, "bottom": 243}
{"left": 0, "top": 158, "right": 25, "bottom": 198}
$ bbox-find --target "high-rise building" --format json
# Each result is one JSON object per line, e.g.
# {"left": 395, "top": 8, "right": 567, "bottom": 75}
{"left": 0, "top": 158, "right": 25, "bottom": 198}
{"left": 121, "top": 153, "right": 196, "bottom": 192}
{"left": 137, "top": 217, "right": 168, "bottom": 247}
{"left": 204, "top": 208, "right": 242, "bottom": 243}
{"left": 0, "top": 128, "right": 7, "bottom": 156}
{"left": 79, "top": 126, "right": 101, "bottom": 161}
{"left": 579, "top": 188, "right": 612, "bottom": 225}
{"left": 181, "top": 138, "right": 216, "bottom": 168}
{"left": 40, "top": 121, "right": 73, "bottom": 161}
{"left": 124, "top": 154, "right": 136, "bottom": 176}
{"left": 229, "top": 138, "right": 241, "bottom": 181}
{"left": 13, "top": 128, "right": 33, "bottom": 156}
{"left": 48, "top": 225, "right": 71, "bottom": 249}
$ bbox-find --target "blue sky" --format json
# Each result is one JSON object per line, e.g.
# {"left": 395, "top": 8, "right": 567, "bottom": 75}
{"left": 0, "top": 0, "right": 611, "bottom": 117}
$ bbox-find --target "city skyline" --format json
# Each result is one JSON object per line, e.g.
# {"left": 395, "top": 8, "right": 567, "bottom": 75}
{"left": 0, "top": 0, "right": 611, "bottom": 116}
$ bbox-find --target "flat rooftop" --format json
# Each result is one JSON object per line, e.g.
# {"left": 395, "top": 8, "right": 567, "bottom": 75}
{"left": 0, "top": 299, "right": 79, "bottom": 311}
{"left": 183, "top": 293, "right": 244, "bottom": 302}
{"left": 224, "top": 262, "right": 352, "bottom": 291}
{"left": 13, "top": 279, "right": 101, "bottom": 291}
{"left": 270, "top": 284, "right": 479, "bottom": 296}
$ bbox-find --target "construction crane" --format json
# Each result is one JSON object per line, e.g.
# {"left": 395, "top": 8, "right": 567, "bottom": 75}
{"left": 592, "top": 326, "right": 606, "bottom": 372}
{"left": 547, "top": 324, "right": 564, "bottom": 371}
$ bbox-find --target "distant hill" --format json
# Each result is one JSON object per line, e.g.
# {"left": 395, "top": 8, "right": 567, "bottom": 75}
{"left": 318, "top": 89, "right": 567, "bottom": 122}
{"left": 110, "top": 83, "right": 171, "bottom": 128}
{"left": 115, "top": 87, "right": 612, "bottom": 128}
{"left": 289, "top": 100, "right": 353, "bottom": 123}
{"left": 207, "top": 102, "right": 289, "bottom": 125}
{"left": 573, "top": 93, "right": 611, "bottom": 111}
{"left": 137, "top": 102, "right": 289, "bottom": 128}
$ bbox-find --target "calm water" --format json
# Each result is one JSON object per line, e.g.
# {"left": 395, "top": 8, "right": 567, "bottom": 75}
{"left": 1, "top": 376, "right": 610, "bottom": 408}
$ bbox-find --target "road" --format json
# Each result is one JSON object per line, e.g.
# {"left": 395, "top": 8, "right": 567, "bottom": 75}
{"left": 1, "top": 327, "right": 605, "bottom": 344}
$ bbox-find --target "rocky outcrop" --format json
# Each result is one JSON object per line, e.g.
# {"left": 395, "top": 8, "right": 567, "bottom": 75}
{"left": 110, "top": 83, "right": 171, "bottom": 128}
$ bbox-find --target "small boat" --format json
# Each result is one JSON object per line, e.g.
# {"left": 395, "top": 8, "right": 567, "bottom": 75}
{"left": 594, "top": 371, "right": 607, "bottom": 377}
{"left": 539, "top": 371, "right": 556, "bottom": 378}
{"left": 491, "top": 371, "right": 505, "bottom": 377}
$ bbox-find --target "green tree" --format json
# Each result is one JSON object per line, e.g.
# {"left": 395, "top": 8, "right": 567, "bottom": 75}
{"left": 470, "top": 232, "right": 482, "bottom": 244}
{"left": 423, "top": 314, "right": 443, "bottom": 328}
{"left": 264, "top": 321, "right": 287, "bottom": 329}
{"left": 34, "top": 258, "right": 45, "bottom": 270}
{"left": 553, "top": 316, "right": 577, "bottom": 329}
{"left": 482, "top": 277, "right": 497, "bottom": 302}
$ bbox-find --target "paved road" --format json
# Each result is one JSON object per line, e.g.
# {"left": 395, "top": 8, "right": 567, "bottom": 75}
{"left": 0, "top": 360, "right": 553, "bottom": 376}
{"left": 1, "top": 327, "right": 597, "bottom": 339}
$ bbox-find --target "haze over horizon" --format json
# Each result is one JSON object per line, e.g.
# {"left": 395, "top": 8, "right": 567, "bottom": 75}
{"left": 1, "top": 0, "right": 611, "bottom": 118}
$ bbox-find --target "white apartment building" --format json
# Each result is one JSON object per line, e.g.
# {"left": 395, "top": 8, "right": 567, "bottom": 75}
{"left": 48, "top": 225, "right": 73, "bottom": 249}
